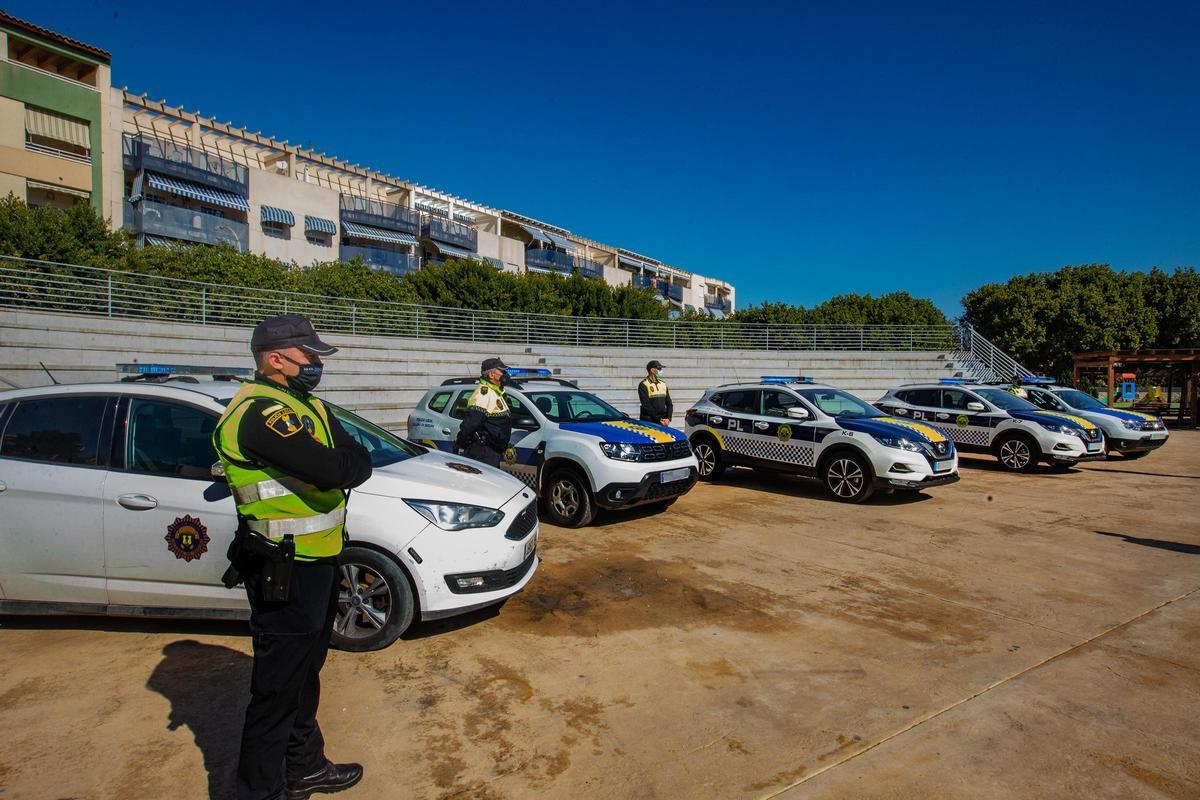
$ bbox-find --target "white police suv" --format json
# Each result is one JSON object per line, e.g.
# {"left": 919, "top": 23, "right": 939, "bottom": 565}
{"left": 0, "top": 365, "right": 539, "bottom": 652}
{"left": 407, "top": 370, "right": 698, "bottom": 528}
{"left": 684, "top": 377, "right": 960, "bottom": 503}
{"left": 874, "top": 378, "right": 1106, "bottom": 472}
{"left": 1017, "top": 379, "right": 1169, "bottom": 459}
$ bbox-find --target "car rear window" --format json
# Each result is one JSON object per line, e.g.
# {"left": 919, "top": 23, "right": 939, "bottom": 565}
{"left": 126, "top": 399, "right": 219, "bottom": 480}
{"left": 712, "top": 390, "right": 758, "bottom": 415}
{"left": 427, "top": 391, "right": 452, "bottom": 413}
{"left": 899, "top": 388, "right": 939, "bottom": 407}
{"left": 1, "top": 395, "right": 109, "bottom": 466}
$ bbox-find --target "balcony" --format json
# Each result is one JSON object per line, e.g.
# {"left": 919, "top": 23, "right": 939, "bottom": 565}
{"left": 340, "top": 196, "right": 421, "bottom": 235}
{"left": 632, "top": 274, "right": 655, "bottom": 289}
{"left": 665, "top": 283, "right": 684, "bottom": 302}
{"left": 423, "top": 216, "right": 478, "bottom": 250}
{"left": 526, "top": 249, "right": 604, "bottom": 279}
{"left": 576, "top": 256, "right": 604, "bottom": 280}
{"left": 340, "top": 244, "right": 420, "bottom": 277}
{"left": 122, "top": 134, "right": 247, "bottom": 195}
{"left": 125, "top": 198, "right": 248, "bottom": 251}
{"left": 704, "top": 294, "right": 732, "bottom": 312}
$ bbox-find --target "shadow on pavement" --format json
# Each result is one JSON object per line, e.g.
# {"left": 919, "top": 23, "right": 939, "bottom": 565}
{"left": 146, "top": 640, "right": 250, "bottom": 800}
{"left": 693, "top": 469, "right": 935, "bottom": 506}
{"left": 0, "top": 614, "right": 248, "bottom": 638}
{"left": 401, "top": 601, "right": 504, "bottom": 640}
{"left": 1080, "top": 467, "right": 1200, "bottom": 480}
{"left": 1095, "top": 531, "right": 1200, "bottom": 555}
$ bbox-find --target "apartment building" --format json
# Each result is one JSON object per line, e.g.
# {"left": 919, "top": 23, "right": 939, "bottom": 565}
{"left": 3, "top": 12, "right": 736, "bottom": 315}
{"left": 0, "top": 12, "right": 111, "bottom": 211}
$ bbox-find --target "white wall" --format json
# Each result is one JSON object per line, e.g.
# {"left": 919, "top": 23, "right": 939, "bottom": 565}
{"left": 247, "top": 169, "right": 340, "bottom": 265}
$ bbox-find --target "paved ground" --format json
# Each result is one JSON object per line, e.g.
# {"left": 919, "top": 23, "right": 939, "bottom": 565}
{"left": 1, "top": 432, "right": 1198, "bottom": 800}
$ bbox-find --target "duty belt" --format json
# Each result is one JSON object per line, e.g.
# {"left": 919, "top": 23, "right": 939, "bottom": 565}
{"left": 232, "top": 476, "right": 319, "bottom": 505}
{"left": 245, "top": 507, "right": 346, "bottom": 537}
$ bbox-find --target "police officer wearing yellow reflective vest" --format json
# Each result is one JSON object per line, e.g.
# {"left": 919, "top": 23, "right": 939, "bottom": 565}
{"left": 638, "top": 360, "right": 672, "bottom": 425}
{"left": 214, "top": 314, "right": 372, "bottom": 800}
{"left": 454, "top": 357, "right": 512, "bottom": 467}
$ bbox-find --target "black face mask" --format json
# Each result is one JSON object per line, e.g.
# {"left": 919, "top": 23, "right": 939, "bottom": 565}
{"left": 279, "top": 354, "right": 323, "bottom": 394}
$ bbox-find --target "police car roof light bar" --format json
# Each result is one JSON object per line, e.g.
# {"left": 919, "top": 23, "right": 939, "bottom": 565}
{"left": 505, "top": 368, "right": 552, "bottom": 376}
{"left": 117, "top": 363, "right": 253, "bottom": 377}
{"left": 760, "top": 376, "right": 813, "bottom": 384}
{"left": 939, "top": 378, "right": 967, "bottom": 384}
{"left": 1019, "top": 376, "right": 1055, "bottom": 385}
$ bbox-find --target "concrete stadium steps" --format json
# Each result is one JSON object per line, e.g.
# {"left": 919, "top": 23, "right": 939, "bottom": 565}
{"left": 0, "top": 309, "right": 979, "bottom": 434}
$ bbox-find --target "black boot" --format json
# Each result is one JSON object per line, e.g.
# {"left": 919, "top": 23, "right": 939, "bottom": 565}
{"left": 287, "top": 762, "right": 364, "bottom": 799}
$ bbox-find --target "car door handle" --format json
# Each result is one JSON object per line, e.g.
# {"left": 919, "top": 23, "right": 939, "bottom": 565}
{"left": 117, "top": 494, "right": 158, "bottom": 511}
{"left": 441, "top": 427, "right": 451, "bottom": 435}
{"left": 754, "top": 421, "right": 770, "bottom": 429}
{"left": 936, "top": 413, "right": 950, "bottom": 419}
{"left": 0, "top": 481, "right": 6, "bottom": 493}
{"left": 711, "top": 416, "right": 724, "bottom": 424}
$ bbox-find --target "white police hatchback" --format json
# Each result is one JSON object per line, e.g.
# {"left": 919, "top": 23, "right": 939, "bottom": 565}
{"left": 408, "top": 370, "right": 698, "bottom": 528}
{"left": 1017, "top": 379, "right": 1169, "bottom": 459}
{"left": 685, "top": 377, "right": 960, "bottom": 503}
{"left": 0, "top": 366, "right": 538, "bottom": 652}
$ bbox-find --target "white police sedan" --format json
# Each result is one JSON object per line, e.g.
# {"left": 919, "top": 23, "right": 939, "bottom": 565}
{"left": 408, "top": 369, "right": 698, "bottom": 527}
{"left": 0, "top": 366, "right": 538, "bottom": 651}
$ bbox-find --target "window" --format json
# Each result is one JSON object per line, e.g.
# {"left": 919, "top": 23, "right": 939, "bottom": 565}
{"left": 899, "top": 388, "right": 940, "bottom": 407}
{"left": 426, "top": 391, "right": 452, "bottom": 413}
{"left": 796, "top": 389, "right": 882, "bottom": 419}
{"left": 760, "top": 389, "right": 805, "bottom": 418}
{"left": 1026, "top": 389, "right": 1064, "bottom": 411}
{"left": 712, "top": 390, "right": 758, "bottom": 415}
{"left": 25, "top": 106, "right": 91, "bottom": 160}
{"left": 449, "top": 391, "right": 471, "bottom": 420}
{"left": 1, "top": 396, "right": 108, "bottom": 465}
{"left": 327, "top": 403, "right": 422, "bottom": 469}
{"left": 126, "top": 399, "right": 218, "bottom": 480}
{"left": 262, "top": 221, "right": 290, "bottom": 240}
{"left": 306, "top": 233, "right": 332, "bottom": 247}
{"left": 940, "top": 389, "right": 972, "bottom": 410}
{"left": 523, "top": 391, "right": 623, "bottom": 423}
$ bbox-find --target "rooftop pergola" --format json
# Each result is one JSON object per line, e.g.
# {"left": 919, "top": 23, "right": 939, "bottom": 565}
{"left": 1073, "top": 348, "right": 1200, "bottom": 425}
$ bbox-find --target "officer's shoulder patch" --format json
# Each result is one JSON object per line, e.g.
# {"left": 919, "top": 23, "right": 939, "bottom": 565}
{"left": 479, "top": 385, "right": 490, "bottom": 395}
{"left": 266, "top": 409, "right": 303, "bottom": 437}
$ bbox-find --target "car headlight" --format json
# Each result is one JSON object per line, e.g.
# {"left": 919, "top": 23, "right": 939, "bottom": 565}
{"left": 600, "top": 441, "right": 643, "bottom": 461}
{"left": 1121, "top": 419, "right": 1142, "bottom": 431}
{"left": 404, "top": 499, "right": 505, "bottom": 530}
{"left": 875, "top": 436, "right": 922, "bottom": 452}
{"left": 1036, "top": 420, "right": 1073, "bottom": 435}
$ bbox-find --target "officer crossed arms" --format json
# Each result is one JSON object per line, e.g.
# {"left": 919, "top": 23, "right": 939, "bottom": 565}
{"left": 214, "top": 314, "right": 372, "bottom": 800}
{"left": 638, "top": 359, "right": 672, "bottom": 426}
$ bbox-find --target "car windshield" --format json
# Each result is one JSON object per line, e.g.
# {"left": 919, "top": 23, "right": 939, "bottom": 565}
{"left": 325, "top": 402, "right": 425, "bottom": 468}
{"left": 524, "top": 390, "right": 624, "bottom": 423}
{"left": 796, "top": 388, "right": 884, "bottom": 419}
{"left": 1055, "top": 389, "right": 1106, "bottom": 410}
{"left": 975, "top": 388, "right": 1040, "bottom": 411}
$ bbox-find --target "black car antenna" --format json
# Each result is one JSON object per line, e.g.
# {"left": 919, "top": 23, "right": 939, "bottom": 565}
{"left": 39, "top": 362, "right": 59, "bottom": 385}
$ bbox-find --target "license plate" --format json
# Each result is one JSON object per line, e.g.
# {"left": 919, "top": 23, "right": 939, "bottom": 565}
{"left": 523, "top": 533, "right": 537, "bottom": 559}
{"left": 933, "top": 461, "right": 951, "bottom": 473}
{"left": 1150, "top": 433, "right": 1167, "bottom": 440}
{"left": 660, "top": 467, "right": 691, "bottom": 483}
{"left": 1086, "top": 443, "right": 1101, "bottom": 452}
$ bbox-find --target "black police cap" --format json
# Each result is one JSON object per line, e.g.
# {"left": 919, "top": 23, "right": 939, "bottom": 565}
{"left": 251, "top": 314, "right": 338, "bottom": 356}
{"left": 647, "top": 360, "right": 664, "bottom": 371}
{"left": 481, "top": 357, "right": 510, "bottom": 373}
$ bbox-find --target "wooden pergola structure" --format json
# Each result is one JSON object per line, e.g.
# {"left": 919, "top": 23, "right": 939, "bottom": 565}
{"left": 1073, "top": 348, "right": 1200, "bottom": 426}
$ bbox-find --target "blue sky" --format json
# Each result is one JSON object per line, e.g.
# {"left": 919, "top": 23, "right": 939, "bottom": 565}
{"left": 16, "top": 1, "right": 1200, "bottom": 314}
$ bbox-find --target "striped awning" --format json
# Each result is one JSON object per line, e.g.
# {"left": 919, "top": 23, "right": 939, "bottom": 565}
{"left": 145, "top": 173, "right": 250, "bottom": 212}
{"left": 431, "top": 242, "right": 478, "bottom": 261}
{"left": 26, "top": 179, "right": 90, "bottom": 200}
{"left": 342, "top": 221, "right": 418, "bottom": 246}
{"left": 515, "top": 222, "right": 548, "bottom": 243}
{"left": 541, "top": 230, "right": 576, "bottom": 252}
{"left": 260, "top": 205, "right": 295, "bottom": 226}
{"left": 25, "top": 107, "right": 90, "bottom": 150}
{"left": 144, "top": 235, "right": 194, "bottom": 250}
{"left": 304, "top": 215, "right": 337, "bottom": 235}
{"left": 483, "top": 256, "right": 504, "bottom": 270}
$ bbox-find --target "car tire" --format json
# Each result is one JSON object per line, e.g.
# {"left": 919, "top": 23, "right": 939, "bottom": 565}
{"left": 332, "top": 546, "right": 415, "bottom": 652}
{"left": 691, "top": 435, "right": 726, "bottom": 480}
{"left": 821, "top": 451, "right": 875, "bottom": 503}
{"left": 543, "top": 466, "right": 597, "bottom": 528}
{"left": 1122, "top": 450, "right": 1151, "bottom": 460}
{"left": 995, "top": 434, "right": 1039, "bottom": 473}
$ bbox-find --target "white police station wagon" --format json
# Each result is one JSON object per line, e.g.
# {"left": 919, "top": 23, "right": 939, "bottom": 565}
{"left": 408, "top": 370, "right": 698, "bottom": 528}
{"left": 0, "top": 365, "right": 539, "bottom": 652}
{"left": 874, "top": 379, "right": 1106, "bottom": 472}
{"left": 684, "top": 377, "right": 960, "bottom": 503}
{"left": 1018, "top": 379, "right": 1169, "bottom": 459}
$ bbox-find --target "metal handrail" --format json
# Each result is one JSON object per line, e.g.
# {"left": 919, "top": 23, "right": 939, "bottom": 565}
{"left": 0, "top": 256, "right": 966, "bottom": 351}
{"left": 958, "top": 322, "right": 1033, "bottom": 381}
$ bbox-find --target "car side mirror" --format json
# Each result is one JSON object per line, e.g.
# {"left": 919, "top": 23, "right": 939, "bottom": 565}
{"left": 512, "top": 414, "right": 540, "bottom": 431}
{"left": 966, "top": 402, "right": 985, "bottom": 412}
{"left": 210, "top": 461, "right": 227, "bottom": 481}
{"left": 786, "top": 407, "right": 810, "bottom": 420}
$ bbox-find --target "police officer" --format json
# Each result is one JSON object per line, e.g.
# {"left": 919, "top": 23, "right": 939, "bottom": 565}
{"left": 214, "top": 314, "right": 373, "bottom": 800}
{"left": 1007, "top": 374, "right": 1029, "bottom": 399}
{"left": 638, "top": 359, "right": 672, "bottom": 425}
{"left": 454, "top": 357, "right": 512, "bottom": 466}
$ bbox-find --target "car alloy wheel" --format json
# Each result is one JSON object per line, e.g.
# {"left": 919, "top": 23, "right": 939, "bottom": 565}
{"left": 694, "top": 442, "right": 717, "bottom": 477}
{"left": 999, "top": 439, "right": 1032, "bottom": 470}
{"left": 336, "top": 562, "right": 392, "bottom": 640}
{"left": 827, "top": 457, "right": 864, "bottom": 499}
{"left": 550, "top": 477, "right": 581, "bottom": 519}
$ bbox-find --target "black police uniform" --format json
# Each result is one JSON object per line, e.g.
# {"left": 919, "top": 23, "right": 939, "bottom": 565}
{"left": 226, "top": 316, "right": 373, "bottom": 800}
{"left": 455, "top": 379, "right": 512, "bottom": 466}
{"left": 638, "top": 365, "right": 672, "bottom": 423}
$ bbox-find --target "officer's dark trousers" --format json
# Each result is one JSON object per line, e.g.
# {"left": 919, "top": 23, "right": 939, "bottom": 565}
{"left": 460, "top": 441, "right": 502, "bottom": 467}
{"left": 237, "top": 561, "right": 338, "bottom": 800}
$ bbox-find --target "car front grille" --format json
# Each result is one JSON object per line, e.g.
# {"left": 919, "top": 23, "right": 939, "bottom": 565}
{"left": 645, "top": 472, "right": 696, "bottom": 499}
{"left": 640, "top": 440, "right": 692, "bottom": 462}
{"left": 505, "top": 502, "right": 538, "bottom": 540}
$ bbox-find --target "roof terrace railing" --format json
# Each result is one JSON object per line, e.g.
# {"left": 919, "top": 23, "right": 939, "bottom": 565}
{"left": 0, "top": 257, "right": 962, "bottom": 352}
